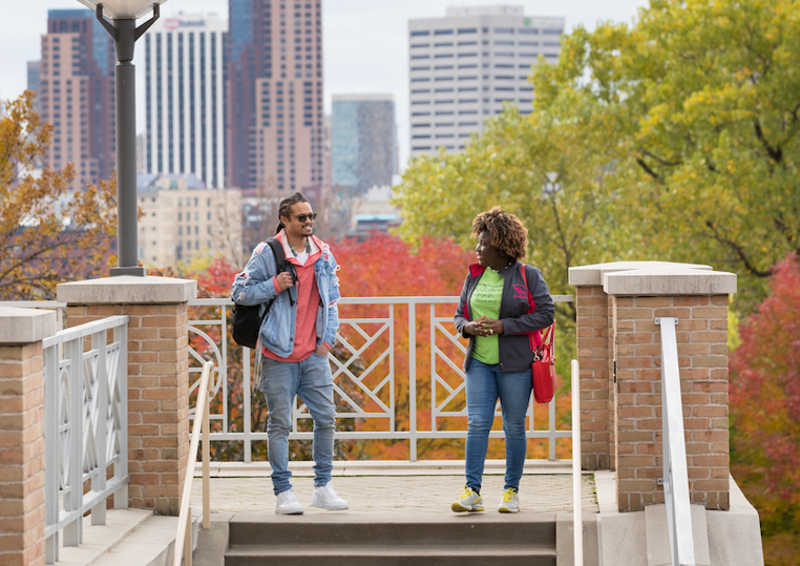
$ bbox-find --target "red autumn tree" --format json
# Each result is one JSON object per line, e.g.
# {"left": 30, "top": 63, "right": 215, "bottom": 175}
{"left": 730, "top": 253, "right": 800, "bottom": 566}
{"left": 334, "top": 233, "right": 571, "bottom": 460}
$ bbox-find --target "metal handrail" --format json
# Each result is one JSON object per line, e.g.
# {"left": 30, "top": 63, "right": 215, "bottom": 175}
{"left": 571, "top": 359, "right": 583, "bottom": 566}
{"left": 173, "top": 361, "right": 214, "bottom": 566}
{"left": 656, "top": 317, "right": 695, "bottom": 566}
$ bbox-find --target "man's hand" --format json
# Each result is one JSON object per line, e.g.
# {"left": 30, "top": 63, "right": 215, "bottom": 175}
{"left": 315, "top": 344, "right": 331, "bottom": 356}
{"left": 275, "top": 272, "right": 294, "bottom": 291}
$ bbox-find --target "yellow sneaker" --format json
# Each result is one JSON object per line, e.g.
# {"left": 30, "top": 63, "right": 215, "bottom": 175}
{"left": 451, "top": 486, "right": 485, "bottom": 512}
{"left": 498, "top": 487, "right": 520, "bottom": 513}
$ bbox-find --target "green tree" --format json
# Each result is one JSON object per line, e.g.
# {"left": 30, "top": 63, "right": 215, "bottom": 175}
{"left": 535, "top": 0, "right": 800, "bottom": 307}
{"left": 0, "top": 92, "right": 117, "bottom": 299}
{"left": 396, "top": 0, "right": 800, "bottom": 311}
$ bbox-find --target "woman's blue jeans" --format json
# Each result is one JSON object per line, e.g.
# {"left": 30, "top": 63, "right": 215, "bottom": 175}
{"left": 465, "top": 359, "right": 533, "bottom": 493}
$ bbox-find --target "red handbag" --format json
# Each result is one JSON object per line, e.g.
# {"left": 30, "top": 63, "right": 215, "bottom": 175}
{"left": 520, "top": 265, "right": 557, "bottom": 403}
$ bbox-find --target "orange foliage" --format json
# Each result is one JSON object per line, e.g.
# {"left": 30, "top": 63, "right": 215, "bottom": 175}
{"left": 179, "top": 235, "right": 572, "bottom": 463}
{"left": 334, "top": 233, "right": 571, "bottom": 461}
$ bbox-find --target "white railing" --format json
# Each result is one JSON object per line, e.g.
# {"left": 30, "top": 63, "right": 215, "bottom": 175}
{"left": 42, "top": 315, "right": 130, "bottom": 565}
{"left": 571, "top": 359, "right": 584, "bottom": 566}
{"left": 187, "top": 295, "right": 574, "bottom": 462}
{"left": 173, "top": 361, "right": 214, "bottom": 566}
{"left": 656, "top": 317, "right": 695, "bottom": 566}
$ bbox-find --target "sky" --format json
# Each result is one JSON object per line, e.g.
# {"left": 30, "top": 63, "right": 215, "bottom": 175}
{"left": 0, "top": 0, "right": 649, "bottom": 170}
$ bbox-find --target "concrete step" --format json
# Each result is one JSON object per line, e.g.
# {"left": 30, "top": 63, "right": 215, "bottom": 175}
{"left": 225, "top": 542, "right": 556, "bottom": 566}
{"left": 224, "top": 512, "right": 556, "bottom": 566}
{"left": 51, "top": 509, "right": 182, "bottom": 566}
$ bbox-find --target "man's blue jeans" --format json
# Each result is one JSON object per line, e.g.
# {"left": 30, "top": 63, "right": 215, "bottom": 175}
{"left": 465, "top": 359, "right": 533, "bottom": 493}
{"left": 259, "top": 353, "right": 336, "bottom": 495}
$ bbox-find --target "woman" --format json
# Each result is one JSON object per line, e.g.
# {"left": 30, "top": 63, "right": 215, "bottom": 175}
{"left": 452, "top": 206, "right": 554, "bottom": 513}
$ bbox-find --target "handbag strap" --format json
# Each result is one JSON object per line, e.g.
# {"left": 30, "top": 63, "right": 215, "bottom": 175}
{"left": 520, "top": 264, "right": 555, "bottom": 353}
{"left": 519, "top": 264, "right": 543, "bottom": 349}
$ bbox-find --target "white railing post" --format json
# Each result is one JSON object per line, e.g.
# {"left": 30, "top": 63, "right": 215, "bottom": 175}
{"left": 408, "top": 302, "right": 417, "bottom": 462}
{"left": 244, "top": 345, "right": 253, "bottom": 463}
{"left": 91, "top": 330, "right": 108, "bottom": 526}
{"left": 571, "top": 359, "right": 583, "bottom": 566}
{"left": 44, "top": 342, "right": 60, "bottom": 564}
{"left": 657, "top": 317, "right": 695, "bottom": 566}
{"left": 64, "top": 337, "right": 83, "bottom": 546}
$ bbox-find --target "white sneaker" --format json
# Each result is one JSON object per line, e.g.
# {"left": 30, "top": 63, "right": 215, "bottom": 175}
{"left": 498, "top": 488, "right": 520, "bottom": 513}
{"left": 451, "top": 486, "right": 485, "bottom": 512}
{"left": 311, "top": 483, "right": 349, "bottom": 510}
{"left": 275, "top": 489, "right": 304, "bottom": 515}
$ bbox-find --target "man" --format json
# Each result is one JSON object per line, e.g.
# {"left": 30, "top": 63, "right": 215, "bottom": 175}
{"left": 232, "top": 192, "right": 347, "bottom": 514}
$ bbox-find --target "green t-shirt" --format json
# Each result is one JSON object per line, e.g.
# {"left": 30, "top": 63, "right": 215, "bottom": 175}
{"left": 469, "top": 268, "right": 504, "bottom": 364}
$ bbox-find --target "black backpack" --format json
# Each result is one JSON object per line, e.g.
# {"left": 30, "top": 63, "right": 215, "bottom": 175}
{"left": 231, "top": 238, "right": 294, "bottom": 349}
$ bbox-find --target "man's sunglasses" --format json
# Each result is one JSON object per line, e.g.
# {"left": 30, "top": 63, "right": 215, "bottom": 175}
{"left": 292, "top": 212, "right": 317, "bottom": 222}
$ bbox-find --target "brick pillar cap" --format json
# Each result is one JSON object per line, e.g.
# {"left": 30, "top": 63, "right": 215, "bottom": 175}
{"left": 604, "top": 266, "right": 736, "bottom": 296}
{"left": 569, "top": 261, "right": 712, "bottom": 287}
{"left": 57, "top": 276, "right": 198, "bottom": 305}
{"left": 0, "top": 306, "right": 57, "bottom": 344}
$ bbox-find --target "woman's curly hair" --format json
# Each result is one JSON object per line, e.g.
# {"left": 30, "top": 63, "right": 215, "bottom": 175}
{"left": 471, "top": 206, "right": 528, "bottom": 261}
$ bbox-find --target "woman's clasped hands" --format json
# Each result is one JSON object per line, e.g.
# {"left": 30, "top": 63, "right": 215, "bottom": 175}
{"left": 466, "top": 314, "right": 503, "bottom": 337}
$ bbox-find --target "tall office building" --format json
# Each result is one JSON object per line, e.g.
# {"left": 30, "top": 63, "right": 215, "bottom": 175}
{"left": 408, "top": 6, "right": 564, "bottom": 158}
{"left": 27, "top": 61, "right": 42, "bottom": 115}
{"left": 227, "top": 0, "right": 324, "bottom": 194}
{"left": 143, "top": 13, "right": 228, "bottom": 189}
{"left": 39, "top": 9, "right": 116, "bottom": 191}
{"left": 331, "top": 94, "right": 397, "bottom": 194}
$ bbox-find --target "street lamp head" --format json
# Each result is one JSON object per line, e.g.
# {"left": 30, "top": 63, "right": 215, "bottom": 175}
{"left": 76, "top": 0, "right": 167, "bottom": 20}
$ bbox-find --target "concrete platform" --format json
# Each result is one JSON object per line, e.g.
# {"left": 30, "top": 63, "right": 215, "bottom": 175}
{"left": 190, "top": 460, "right": 598, "bottom": 516}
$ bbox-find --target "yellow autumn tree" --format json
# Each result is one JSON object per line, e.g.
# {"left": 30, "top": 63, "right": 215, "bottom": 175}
{"left": 0, "top": 91, "right": 118, "bottom": 299}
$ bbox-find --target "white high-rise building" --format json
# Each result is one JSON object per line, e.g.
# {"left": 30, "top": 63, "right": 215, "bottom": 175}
{"left": 143, "top": 13, "right": 227, "bottom": 188}
{"left": 408, "top": 6, "right": 564, "bottom": 157}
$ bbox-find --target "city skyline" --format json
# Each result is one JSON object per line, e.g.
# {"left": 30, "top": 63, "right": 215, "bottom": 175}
{"left": 3, "top": 0, "right": 650, "bottom": 172}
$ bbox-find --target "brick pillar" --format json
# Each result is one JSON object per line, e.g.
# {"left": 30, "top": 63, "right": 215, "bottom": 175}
{"left": 0, "top": 307, "right": 56, "bottom": 566}
{"left": 604, "top": 267, "right": 735, "bottom": 512}
{"left": 573, "top": 284, "right": 612, "bottom": 471}
{"left": 568, "top": 262, "right": 706, "bottom": 471}
{"left": 58, "top": 277, "right": 197, "bottom": 516}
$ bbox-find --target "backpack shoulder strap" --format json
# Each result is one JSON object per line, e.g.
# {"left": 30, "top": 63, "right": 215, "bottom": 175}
{"left": 266, "top": 237, "right": 287, "bottom": 273}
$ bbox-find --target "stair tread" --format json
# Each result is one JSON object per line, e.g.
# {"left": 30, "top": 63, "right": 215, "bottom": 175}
{"left": 229, "top": 511, "right": 557, "bottom": 524}
{"left": 226, "top": 542, "right": 556, "bottom": 556}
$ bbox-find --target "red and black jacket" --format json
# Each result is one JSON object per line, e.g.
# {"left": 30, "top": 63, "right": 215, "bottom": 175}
{"left": 454, "top": 261, "right": 555, "bottom": 373}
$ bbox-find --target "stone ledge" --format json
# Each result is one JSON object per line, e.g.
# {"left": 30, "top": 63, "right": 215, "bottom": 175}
{"left": 58, "top": 276, "right": 197, "bottom": 305}
{"left": 0, "top": 306, "right": 57, "bottom": 344}
{"left": 603, "top": 267, "right": 736, "bottom": 296}
{"left": 569, "top": 261, "right": 712, "bottom": 287}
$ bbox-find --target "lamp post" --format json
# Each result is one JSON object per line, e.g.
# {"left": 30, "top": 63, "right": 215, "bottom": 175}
{"left": 77, "top": 0, "right": 167, "bottom": 276}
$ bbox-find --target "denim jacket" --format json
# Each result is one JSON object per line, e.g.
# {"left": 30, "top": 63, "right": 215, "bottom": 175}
{"left": 231, "top": 233, "right": 340, "bottom": 358}
{"left": 454, "top": 262, "right": 554, "bottom": 373}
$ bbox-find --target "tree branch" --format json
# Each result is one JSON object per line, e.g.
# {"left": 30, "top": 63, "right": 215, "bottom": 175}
{"left": 753, "top": 119, "right": 783, "bottom": 164}
{"left": 635, "top": 157, "right": 659, "bottom": 179}
{"left": 703, "top": 220, "right": 773, "bottom": 277}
